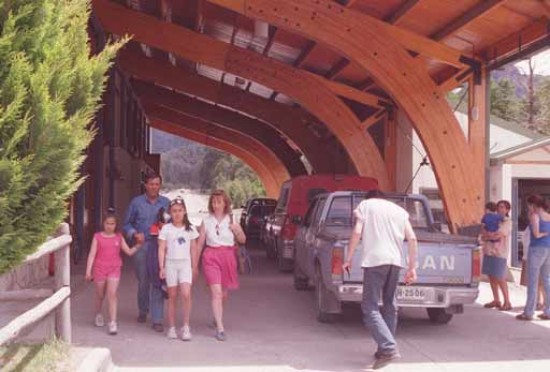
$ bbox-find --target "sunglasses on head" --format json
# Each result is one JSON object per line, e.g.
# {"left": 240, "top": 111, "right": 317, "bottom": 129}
{"left": 170, "top": 198, "right": 185, "bottom": 207}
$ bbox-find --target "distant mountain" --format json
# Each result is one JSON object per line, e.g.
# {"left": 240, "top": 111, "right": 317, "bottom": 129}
{"left": 150, "top": 128, "right": 201, "bottom": 154}
{"left": 492, "top": 64, "right": 549, "bottom": 98}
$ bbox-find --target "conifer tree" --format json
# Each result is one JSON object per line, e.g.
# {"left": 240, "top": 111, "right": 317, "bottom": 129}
{"left": 0, "top": 0, "right": 122, "bottom": 273}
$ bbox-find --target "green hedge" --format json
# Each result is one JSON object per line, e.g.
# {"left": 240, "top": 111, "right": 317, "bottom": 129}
{"left": 0, "top": 0, "right": 122, "bottom": 273}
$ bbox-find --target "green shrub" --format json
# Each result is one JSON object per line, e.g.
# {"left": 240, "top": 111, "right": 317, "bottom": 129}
{"left": 0, "top": 0, "right": 122, "bottom": 273}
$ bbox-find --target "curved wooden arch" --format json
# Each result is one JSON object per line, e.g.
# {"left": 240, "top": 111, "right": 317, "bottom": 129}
{"left": 133, "top": 80, "right": 307, "bottom": 177}
{"left": 212, "top": 0, "right": 484, "bottom": 228}
{"left": 92, "top": 0, "right": 390, "bottom": 189}
{"left": 150, "top": 118, "right": 280, "bottom": 197}
{"left": 119, "top": 48, "right": 354, "bottom": 174}
{"left": 143, "top": 103, "right": 290, "bottom": 196}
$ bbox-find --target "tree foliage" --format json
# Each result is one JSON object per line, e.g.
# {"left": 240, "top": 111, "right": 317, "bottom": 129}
{"left": 490, "top": 79, "right": 521, "bottom": 123}
{"left": 0, "top": 0, "right": 122, "bottom": 273}
{"left": 490, "top": 65, "right": 550, "bottom": 135}
{"left": 159, "top": 138, "right": 266, "bottom": 207}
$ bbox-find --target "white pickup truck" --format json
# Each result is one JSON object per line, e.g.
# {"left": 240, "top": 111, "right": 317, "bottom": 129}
{"left": 293, "top": 191, "right": 482, "bottom": 324}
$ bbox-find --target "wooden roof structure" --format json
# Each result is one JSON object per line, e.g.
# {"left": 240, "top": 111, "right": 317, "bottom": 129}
{"left": 92, "top": 0, "right": 550, "bottom": 230}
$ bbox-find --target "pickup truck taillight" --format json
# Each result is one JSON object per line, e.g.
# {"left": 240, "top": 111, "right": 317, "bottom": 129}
{"left": 471, "top": 247, "right": 482, "bottom": 283}
{"left": 331, "top": 246, "right": 344, "bottom": 277}
{"left": 282, "top": 217, "right": 298, "bottom": 241}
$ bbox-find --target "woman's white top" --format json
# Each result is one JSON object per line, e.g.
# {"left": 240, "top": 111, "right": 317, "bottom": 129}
{"left": 203, "top": 214, "right": 235, "bottom": 247}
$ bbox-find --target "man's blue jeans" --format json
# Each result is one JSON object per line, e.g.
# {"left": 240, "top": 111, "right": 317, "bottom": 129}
{"left": 525, "top": 245, "right": 550, "bottom": 317}
{"left": 361, "top": 265, "right": 401, "bottom": 354}
{"left": 133, "top": 239, "right": 164, "bottom": 324}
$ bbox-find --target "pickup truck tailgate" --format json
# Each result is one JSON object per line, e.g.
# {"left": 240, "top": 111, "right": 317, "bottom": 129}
{"left": 345, "top": 234, "right": 477, "bottom": 286}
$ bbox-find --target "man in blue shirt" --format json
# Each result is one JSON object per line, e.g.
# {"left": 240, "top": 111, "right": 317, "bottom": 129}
{"left": 124, "top": 173, "right": 170, "bottom": 332}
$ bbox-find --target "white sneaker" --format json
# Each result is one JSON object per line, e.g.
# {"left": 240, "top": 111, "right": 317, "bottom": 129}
{"left": 167, "top": 327, "right": 177, "bottom": 339}
{"left": 108, "top": 321, "right": 117, "bottom": 335}
{"left": 94, "top": 314, "right": 104, "bottom": 327}
{"left": 181, "top": 325, "right": 192, "bottom": 341}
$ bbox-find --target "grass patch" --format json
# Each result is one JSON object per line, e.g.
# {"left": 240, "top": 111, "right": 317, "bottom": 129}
{"left": 0, "top": 339, "right": 69, "bottom": 372}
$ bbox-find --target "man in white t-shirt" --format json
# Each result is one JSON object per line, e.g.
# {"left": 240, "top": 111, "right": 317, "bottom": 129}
{"left": 342, "top": 190, "right": 417, "bottom": 369}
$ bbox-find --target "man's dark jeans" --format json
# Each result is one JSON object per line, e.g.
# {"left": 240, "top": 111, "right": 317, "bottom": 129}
{"left": 361, "top": 265, "right": 401, "bottom": 354}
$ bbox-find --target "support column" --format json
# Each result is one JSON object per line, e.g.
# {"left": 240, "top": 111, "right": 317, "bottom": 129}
{"left": 384, "top": 111, "right": 397, "bottom": 191}
{"left": 468, "top": 68, "right": 489, "bottom": 203}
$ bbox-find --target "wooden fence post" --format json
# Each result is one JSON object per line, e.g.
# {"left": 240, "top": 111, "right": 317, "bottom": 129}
{"left": 54, "top": 223, "right": 71, "bottom": 343}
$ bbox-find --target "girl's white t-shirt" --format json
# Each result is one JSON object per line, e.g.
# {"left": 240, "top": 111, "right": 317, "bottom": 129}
{"left": 159, "top": 223, "right": 199, "bottom": 260}
{"left": 203, "top": 214, "right": 235, "bottom": 247}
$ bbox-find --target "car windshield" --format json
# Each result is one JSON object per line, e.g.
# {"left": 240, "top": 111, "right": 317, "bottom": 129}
{"left": 250, "top": 205, "right": 275, "bottom": 217}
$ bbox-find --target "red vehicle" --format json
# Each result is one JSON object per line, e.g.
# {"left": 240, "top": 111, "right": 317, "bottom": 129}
{"left": 264, "top": 174, "right": 378, "bottom": 271}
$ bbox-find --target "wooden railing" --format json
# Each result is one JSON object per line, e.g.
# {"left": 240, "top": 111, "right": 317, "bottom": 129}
{"left": 0, "top": 223, "right": 72, "bottom": 345}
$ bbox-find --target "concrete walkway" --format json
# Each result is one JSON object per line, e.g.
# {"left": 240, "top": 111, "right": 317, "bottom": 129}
{"left": 70, "top": 246, "right": 550, "bottom": 372}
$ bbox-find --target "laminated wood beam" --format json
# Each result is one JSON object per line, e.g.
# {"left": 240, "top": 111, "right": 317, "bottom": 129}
{"left": 145, "top": 103, "right": 288, "bottom": 195}
{"left": 133, "top": 80, "right": 307, "bottom": 176}
{"left": 93, "top": 0, "right": 390, "bottom": 188}
{"left": 118, "top": 48, "right": 349, "bottom": 174}
{"left": 150, "top": 118, "right": 281, "bottom": 197}
{"left": 209, "top": 0, "right": 485, "bottom": 229}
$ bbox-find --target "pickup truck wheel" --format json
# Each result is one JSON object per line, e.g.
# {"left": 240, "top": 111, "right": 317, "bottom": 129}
{"left": 315, "top": 267, "right": 336, "bottom": 323}
{"left": 426, "top": 308, "right": 453, "bottom": 324}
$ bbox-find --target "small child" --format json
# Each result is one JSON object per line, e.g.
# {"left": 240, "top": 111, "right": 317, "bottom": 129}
{"left": 159, "top": 197, "right": 199, "bottom": 341}
{"left": 481, "top": 202, "right": 504, "bottom": 244}
{"left": 85, "top": 210, "right": 142, "bottom": 335}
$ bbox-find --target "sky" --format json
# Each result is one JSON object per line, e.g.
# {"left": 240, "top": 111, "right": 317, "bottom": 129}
{"left": 514, "top": 48, "right": 550, "bottom": 76}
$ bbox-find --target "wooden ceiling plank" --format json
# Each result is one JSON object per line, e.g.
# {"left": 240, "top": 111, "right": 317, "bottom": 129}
{"left": 484, "top": 17, "right": 550, "bottom": 63}
{"left": 208, "top": 0, "right": 473, "bottom": 68}
{"left": 384, "top": 0, "right": 421, "bottom": 25}
{"left": 431, "top": 0, "right": 507, "bottom": 41}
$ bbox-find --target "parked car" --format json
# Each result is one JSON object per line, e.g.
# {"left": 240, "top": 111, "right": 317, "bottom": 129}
{"left": 243, "top": 203, "right": 276, "bottom": 239}
{"left": 240, "top": 198, "right": 277, "bottom": 230}
{"left": 293, "top": 191, "right": 481, "bottom": 324}
{"left": 264, "top": 175, "right": 378, "bottom": 271}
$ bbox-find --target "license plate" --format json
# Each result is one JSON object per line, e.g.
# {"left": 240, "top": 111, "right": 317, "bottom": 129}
{"left": 396, "top": 286, "right": 428, "bottom": 301}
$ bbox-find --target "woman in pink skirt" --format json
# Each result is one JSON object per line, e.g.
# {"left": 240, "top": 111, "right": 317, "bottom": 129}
{"left": 197, "top": 190, "right": 246, "bottom": 341}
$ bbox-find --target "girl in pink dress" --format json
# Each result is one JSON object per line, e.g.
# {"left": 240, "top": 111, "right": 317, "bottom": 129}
{"left": 197, "top": 190, "right": 246, "bottom": 341}
{"left": 85, "top": 211, "right": 142, "bottom": 335}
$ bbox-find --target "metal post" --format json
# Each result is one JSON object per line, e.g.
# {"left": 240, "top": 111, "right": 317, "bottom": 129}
{"left": 54, "top": 223, "right": 72, "bottom": 343}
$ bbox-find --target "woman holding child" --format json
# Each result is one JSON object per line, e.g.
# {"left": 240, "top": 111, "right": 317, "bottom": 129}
{"left": 481, "top": 200, "right": 512, "bottom": 311}
{"left": 197, "top": 190, "right": 246, "bottom": 341}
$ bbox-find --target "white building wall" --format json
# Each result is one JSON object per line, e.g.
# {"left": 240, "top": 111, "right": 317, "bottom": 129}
{"left": 406, "top": 111, "right": 535, "bottom": 194}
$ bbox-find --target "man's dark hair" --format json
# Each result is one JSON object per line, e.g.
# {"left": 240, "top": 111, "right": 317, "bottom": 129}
{"left": 365, "top": 189, "right": 384, "bottom": 199}
{"left": 144, "top": 172, "right": 162, "bottom": 184}
{"left": 485, "top": 201, "right": 497, "bottom": 212}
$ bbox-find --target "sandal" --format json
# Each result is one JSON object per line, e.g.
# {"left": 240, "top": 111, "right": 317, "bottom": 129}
{"left": 515, "top": 313, "right": 533, "bottom": 321}
{"left": 537, "top": 314, "right": 550, "bottom": 320}
{"left": 484, "top": 301, "right": 501, "bottom": 309}
{"left": 499, "top": 302, "right": 512, "bottom": 311}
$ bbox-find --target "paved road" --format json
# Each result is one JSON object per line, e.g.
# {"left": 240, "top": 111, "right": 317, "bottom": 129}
{"left": 71, "top": 243, "right": 550, "bottom": 372}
